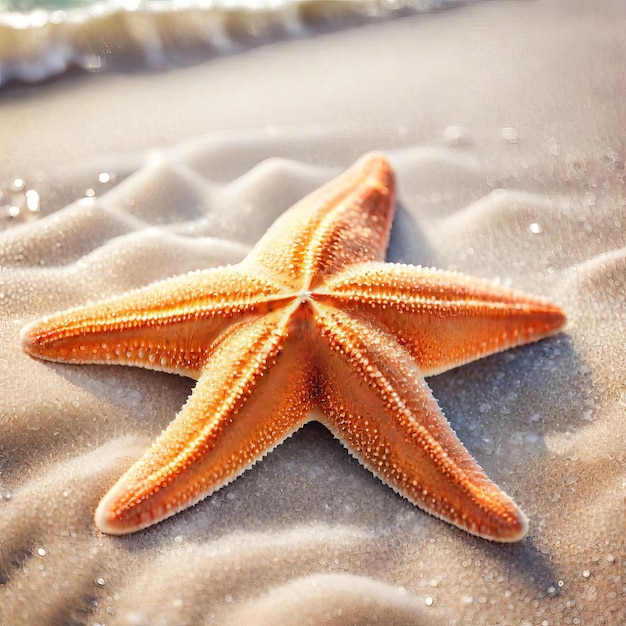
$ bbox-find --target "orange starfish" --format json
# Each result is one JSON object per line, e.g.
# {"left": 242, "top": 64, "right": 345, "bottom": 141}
{"left": 21, "top": 153, "right": 565, "bottom": 541}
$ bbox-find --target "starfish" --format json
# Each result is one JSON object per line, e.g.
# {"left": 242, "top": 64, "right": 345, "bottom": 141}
{"left": 20, "top": 153, "right": 565, "bottom": 541}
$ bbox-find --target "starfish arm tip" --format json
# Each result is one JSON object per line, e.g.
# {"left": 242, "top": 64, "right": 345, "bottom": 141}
{"left": 19, "top": 319, "right": 39, "bottom": 355}
{"left": 93, "top": 481, "right": 164, "bottom": 536}
{"left": 487, "top": 509, "right": 529, "bottom": 543}
{"left": 93, "top": 490, "right": 130, "bottom": 536}
{"left": 512, "top": 513, "right": 530, "bottom": 543}
{"left": 428, "top": 496, "right": 529, "bottom": 543}
{"left": 413, "top": 485, "right": 530, "bottom": 543}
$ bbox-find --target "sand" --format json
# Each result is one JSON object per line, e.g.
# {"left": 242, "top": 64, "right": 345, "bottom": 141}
{"left": 1, "top": 0, "right": 624, "bottom": 624}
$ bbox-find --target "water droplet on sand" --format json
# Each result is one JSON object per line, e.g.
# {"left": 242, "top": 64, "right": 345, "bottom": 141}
{"left": 501, "top": 127, "right": 519, "bottom": 144}
{"left": 84, "top": 54, "right": 105, "bottom": 72}
{"left": 443, "top": 125, "right": 470, "bottom": 146}
{"left": 25, "top": 189, "right": 40, "bottom": 213}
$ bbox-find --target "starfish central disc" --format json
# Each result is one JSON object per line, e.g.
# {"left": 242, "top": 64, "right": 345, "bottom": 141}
{"left": 296, "top": 290, "right": 313, "bottom": 302}
{"left": 20, "top": 152, "right": 566, "bottom": 541}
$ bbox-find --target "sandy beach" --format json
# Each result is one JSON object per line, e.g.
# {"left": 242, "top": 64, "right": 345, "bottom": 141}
{"left": 1, "top": 0, "right": 624, "bottom": 624}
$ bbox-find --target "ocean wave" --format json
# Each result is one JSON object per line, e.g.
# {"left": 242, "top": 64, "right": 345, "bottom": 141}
{"left": 0, "top": 0, "right": 464, "bottom": 87}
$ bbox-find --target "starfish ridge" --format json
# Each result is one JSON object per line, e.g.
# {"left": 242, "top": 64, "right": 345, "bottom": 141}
{"left": 21, "top": 153, "right": 566, "bottom": 541}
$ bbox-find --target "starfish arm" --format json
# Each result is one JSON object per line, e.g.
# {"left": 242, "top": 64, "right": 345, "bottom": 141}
{"left": 245, "top": 152, "right": 396, "bottom": 290}
{"left": 318, "top": 262, "right": 566, "bottom": 377}
{"left": 94, "top": 308, "right": 313, "bottom": 534}
{"left": 314, "top": 305, "right": 528, "bottom": 542}
{"left": 20, "top": 266, "right": 284, "bottom": 378}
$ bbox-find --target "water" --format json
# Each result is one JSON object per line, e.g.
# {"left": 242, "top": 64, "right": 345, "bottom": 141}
{"left": 1, "top": 0, "right": 306, "bottom": 13}
{"left": 0, "top": 0, "right": 468, "bottom": 87}
{"left": 1, "top": 0, "right": 93, "bottom": 9}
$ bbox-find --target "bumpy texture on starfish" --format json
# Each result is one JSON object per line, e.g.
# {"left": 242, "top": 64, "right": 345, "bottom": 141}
{"left": 21, "top": 153, "right": 566, "bottom": 541}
